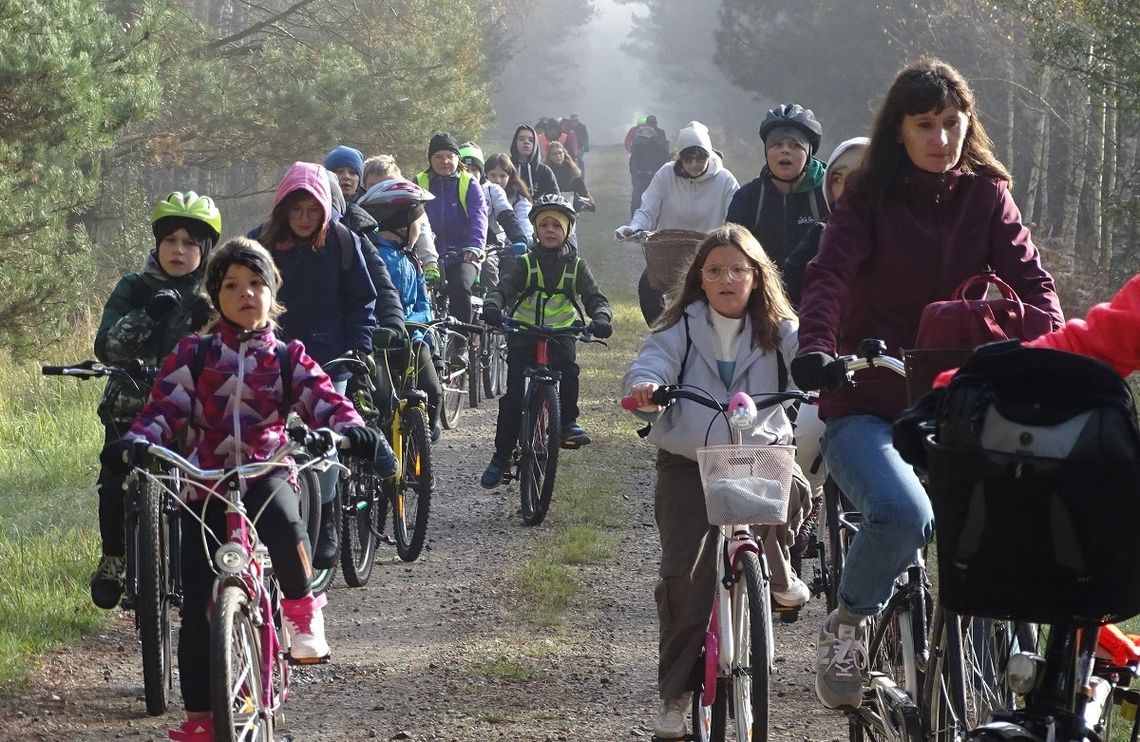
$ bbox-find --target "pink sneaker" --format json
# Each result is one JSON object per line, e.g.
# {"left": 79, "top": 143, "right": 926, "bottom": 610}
{"left": 282, "top": 592, "right": 330, "bottom": 663}
{"left": 168, "top": 718, "right": 214, "bottom": 741}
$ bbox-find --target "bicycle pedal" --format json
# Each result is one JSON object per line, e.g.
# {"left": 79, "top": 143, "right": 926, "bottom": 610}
{"left": 285, "top": 652, "right": 331, "bottom": 667}
{"left": 776, "top": 605, "right": 802, "bottom": 624}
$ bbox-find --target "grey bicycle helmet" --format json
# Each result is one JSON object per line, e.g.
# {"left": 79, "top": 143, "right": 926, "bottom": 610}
{"left": 528, "top": 193, "right": 577, "bottom": 226}
{"left": 759, "top": 104, "right": 823, "bottom": 155}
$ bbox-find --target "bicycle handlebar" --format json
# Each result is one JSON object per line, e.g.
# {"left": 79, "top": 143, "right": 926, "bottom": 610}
{"left": 615, "top": 229, "right": 651, "bottom": 244}
{"left": 136, "top": 426, "right": 345, "bottom": 482}
{"left": 494, "top": 316, "right": 596, "bottom": 341}
{"left": 42, "top": 359, "right": 157, "bottom": 382}
{"left": 621, "top": 387, "right": 814, "bottom": 412}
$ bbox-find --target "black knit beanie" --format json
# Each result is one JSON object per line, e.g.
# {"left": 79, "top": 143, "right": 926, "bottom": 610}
{"left": 428, "top": 132, "right": 461, "bottom": 160}
{"left": 204, "top": 237, "right": 280, "bottom": 311}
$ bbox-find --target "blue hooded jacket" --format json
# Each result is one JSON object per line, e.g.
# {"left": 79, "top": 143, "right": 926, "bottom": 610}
{"left": 375, "top": 235, "right": 432, "bottom": 337}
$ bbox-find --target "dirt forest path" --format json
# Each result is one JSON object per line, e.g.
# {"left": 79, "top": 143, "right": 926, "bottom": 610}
{"left": 0, "top": 144, "right": 845, "bottom": 741}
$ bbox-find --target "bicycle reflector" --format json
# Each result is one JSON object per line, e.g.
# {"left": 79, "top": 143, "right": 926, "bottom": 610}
{"left": 1006, "top": 652, "right": 1046, "bottom": 695}
{"left": 215, "top": 543, "right": 249, "bottom": 575}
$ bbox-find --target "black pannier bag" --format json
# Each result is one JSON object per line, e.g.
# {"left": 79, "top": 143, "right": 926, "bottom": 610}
{"left": 923, "top": 341, "right": 1140, "bottom": 625}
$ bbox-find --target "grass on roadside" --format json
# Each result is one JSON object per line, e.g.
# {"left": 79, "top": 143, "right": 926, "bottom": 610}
{"left": 476, "top": 655, "right": 543, "bottom": 682}
{"left": 0, "top": 527, "right": 103, "bottom": 695}
{"left": 0, "top": 338, "right": 109, "bottom": 694}
{"left": 510, "top": 557, "right": 577, "bottom": 626}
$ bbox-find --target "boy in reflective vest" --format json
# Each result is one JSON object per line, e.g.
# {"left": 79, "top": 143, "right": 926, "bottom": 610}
{"left": 478, "top": 194, "right": 613, "bottom": 488}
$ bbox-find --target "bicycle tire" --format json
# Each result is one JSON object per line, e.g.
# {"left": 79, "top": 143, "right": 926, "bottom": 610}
{"left": 210, "top": 585, "right": 272, "bottom": 742}
{"left": 295, "top": 458, "right": 321, "bottom": 557}
{"left": 850, "top": 590, "right": 925, "bottom": 741}
{"left": 735, "top": 551, "right": 771, "bottom": 741}
{"left": 309, "top": 487, "right": 340, "bottom": 596}
{"left": 135, "top": 477, "right": 172, "bottom": 716}
{"left": 691, "top": 676, "right": 728, "bottom": 742}
{"left": 438, "top": 333, "right": 464, "bottom": 430}
{"left": 518, "top": 382, "right": 560, "bottom": 526}
{"left": 393, "top": 406, "right": 432, "bottom": 561}
{"left": 467, "top": 333, "right": 482, "bottom": 409}
{"left": 484, "top": 331, "right": 507, "bottom": 398}
{"left": 339, "top": 457, "right": 379, "bottom": 587}
{"left": 923, "top": 609, "right": 1024, "bottom": 739}
{"left": 824, "top": 477, "right": 844, "bottom": 614}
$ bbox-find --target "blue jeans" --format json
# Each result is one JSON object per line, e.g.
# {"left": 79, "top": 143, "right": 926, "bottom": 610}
{"left": 317, "top": 379, "right": 347, "bottom": 505}
{"left": 822, "top": 414, "right": 934, "bottom": 616}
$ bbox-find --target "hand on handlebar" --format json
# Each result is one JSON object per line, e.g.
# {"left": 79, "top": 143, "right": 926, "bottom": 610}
{"left": 625, "top": 382, "right": 663, "bottom": 412}
{"left": 101, "top": 438, "right": 150, "bottom": 477}
{"left": 790, "top": 352, "right": 848, "bottom": 392}
{"left": 341, "top": 426, "right": 397, "bottom": 477}
{"left": 482, "top": 304, "right": 503, "bottom": 327}
{"left": 614, "top": 225, "right": 636, "bottom": 241}
{"left": 587, "top": 319, "right": 613, "bottom": 339}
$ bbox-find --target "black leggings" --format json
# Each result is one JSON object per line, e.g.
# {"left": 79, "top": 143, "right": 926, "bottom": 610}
{"left": 96, "top": 422, "right": 131, "bottom": 556}
{"left": 178, "top": 476, "right": 310, "bottom": 712}
{"left": 444, "top": 260, "right": 478, "bottom": 327}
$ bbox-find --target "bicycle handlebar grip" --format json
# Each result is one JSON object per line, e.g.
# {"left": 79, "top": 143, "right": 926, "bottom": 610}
{"left": 620, "top": 395, "right": 640, "bottom": 411}
{"left": 41, "top": 365, "right": 68, "bottom": 376}
{"left": 620, "top": 387, "right": 669, "bottom": 410}
{"left": 451, "top": 321, "right": 485, "bottom": 335}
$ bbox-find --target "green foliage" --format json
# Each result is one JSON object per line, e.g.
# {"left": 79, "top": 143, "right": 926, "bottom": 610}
{"left": 0, "top": 0, "right": 166, "bottom": 353}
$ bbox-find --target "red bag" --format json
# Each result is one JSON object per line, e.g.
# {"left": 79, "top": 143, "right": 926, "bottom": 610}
{"left": 906, "top": 271, "right": 1055, "bottom": 402}
{"left": 915, "top": 271, "right": 1054, "bottom": 350}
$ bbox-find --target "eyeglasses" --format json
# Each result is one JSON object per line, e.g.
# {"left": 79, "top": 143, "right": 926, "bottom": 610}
{"left": 681, "top": 151, "right": 710, "bottom": 163}
{"left": 701, "top": 263, "right": 755, "bottom": 282}
{"left": 288, "top": 205, "right": 323, "bottom": 219}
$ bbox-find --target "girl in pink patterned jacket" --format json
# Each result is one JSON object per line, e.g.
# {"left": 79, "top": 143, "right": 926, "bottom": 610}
{"left": 111, "top": 237, "right": 393, "bottom": 742}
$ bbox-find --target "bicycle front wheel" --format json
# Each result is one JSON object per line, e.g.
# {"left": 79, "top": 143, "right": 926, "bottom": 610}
{"left": 484, "top": 331, "right": 507, "bottom": 398}
{"left": 923, "top": 608, "right": 1027, "bottom": 739}
{"left": 392, "top": 406, "right": 432, "bottom": 562}
{"left": 340, "top": 457, "right": 379, "bottom": 587}
{"left": 295, "top": 459, "right": 320, "bottom": 558}
{"left": 467, "top": 333, "right": 482, "bottom": 408}
{"left": 691, "top": 675, "right": 728, "bottom": 742}
{"left": 135, "top": 477, "right": 172, "bottom": 716}
{"left": 518, "top": 382, "right": 560, "bottom": 526}
{"left": 309, "top": 487, "right": 341, "bottom": 596}
{"left": 210, "top": 585, "right": 272, "bottom": 742}
{"left": 732, "top": 551, "right": 771, "bottom": 740}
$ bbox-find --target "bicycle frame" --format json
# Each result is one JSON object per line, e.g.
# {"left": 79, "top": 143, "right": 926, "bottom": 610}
{"left": 135, "top": 433, "right": 343, "bottom": 722}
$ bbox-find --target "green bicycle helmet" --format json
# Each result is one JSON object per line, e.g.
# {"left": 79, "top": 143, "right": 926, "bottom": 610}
{"left": 151, "top": 191, "right": 223, "bottom": 244}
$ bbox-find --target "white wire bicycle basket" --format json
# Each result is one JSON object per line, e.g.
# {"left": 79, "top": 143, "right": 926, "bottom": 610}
{"left": 696, "top": 444, "right": 797, "bottom": 526}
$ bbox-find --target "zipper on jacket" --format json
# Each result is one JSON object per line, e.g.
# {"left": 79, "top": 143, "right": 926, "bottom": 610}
{"left": 233, "top": 338, "right": 248, "bottom": 497}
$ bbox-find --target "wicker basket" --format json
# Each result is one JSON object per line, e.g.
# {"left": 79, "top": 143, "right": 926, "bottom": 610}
{"left": 695, "top": 444, "right": 797, "bottom": 525}
{"left": 642, "top": 229, "right": 705, "bottom": 292}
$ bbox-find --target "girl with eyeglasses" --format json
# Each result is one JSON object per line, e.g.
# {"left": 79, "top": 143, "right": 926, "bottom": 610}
{"left": 623, "top": 223, "right": 811, "bottom": 740}
{"left": 615, "top": 121, "right": 740, "bottom": 325}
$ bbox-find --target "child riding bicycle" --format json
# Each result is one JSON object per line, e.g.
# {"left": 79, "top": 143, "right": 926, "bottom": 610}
{"left": 479, "top": 193, "right": 613, "bottom": 489}
{"left": 622, "top": 224, "right": 811, "bottom": 740}
{"left": 90, "top": 191, "right": 220, "bottom": 610}
{"left": 103, "top": 238, "right": 395, "bottom": 742}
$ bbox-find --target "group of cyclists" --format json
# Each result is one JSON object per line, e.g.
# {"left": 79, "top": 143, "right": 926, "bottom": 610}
{"left": 80, "top": 51, "right": 1140, "bottom": 741}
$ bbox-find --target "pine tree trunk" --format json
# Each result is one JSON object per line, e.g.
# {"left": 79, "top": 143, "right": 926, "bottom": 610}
{"left": 1023, "top": 70, "right": 1051, "bottom": 227}
{"left": 1059, "top": 77, "right": 1091, "bottom": 249}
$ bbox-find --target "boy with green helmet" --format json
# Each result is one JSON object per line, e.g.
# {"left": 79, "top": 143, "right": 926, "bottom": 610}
{"left": 89, "top": 191, "right": 221, "bottom": 610}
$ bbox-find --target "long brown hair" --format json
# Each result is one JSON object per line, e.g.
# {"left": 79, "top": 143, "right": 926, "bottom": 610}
{"left": 655, "top": 224, "right": 796, "bottom": 352}
{"left": 484, "top": 153, "right": 533, "bottom": 203}
{"left": 847, "top": 58, "right": 1011, "bottom": 211}
{"left": 546, "top": 141, "right": 582, "bottom": 181}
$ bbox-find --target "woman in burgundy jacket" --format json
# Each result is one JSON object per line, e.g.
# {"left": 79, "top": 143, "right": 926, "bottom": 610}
{"left": 788, "top": 58, "right": 1064, "bottom": 711}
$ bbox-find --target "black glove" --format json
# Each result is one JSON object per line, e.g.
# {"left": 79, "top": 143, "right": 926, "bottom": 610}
{"left": 373, "top": 327, "right": 402, "bottom": 349}
{"left": 146, "top": 289, "right": 182, "bottom": 320}
{"left": 790, "top": 351, "right": 847, "bottom": 392}
{"left": 892, "top": 389, "right": 945, "bottom": 469}
{"left": 189, "top": 296, "right": 213, "bottom": 330}
{"left": 342, "top": 426, "right": 397, "bottom": 477}
{"left": 100, "top": 438, "right": 149, "bottom": 477}
{"left": 482, "top": 304, "right": 503, "bottom": 326}
{"left": 588, "top": 319, "right": 613, "bottom": 339}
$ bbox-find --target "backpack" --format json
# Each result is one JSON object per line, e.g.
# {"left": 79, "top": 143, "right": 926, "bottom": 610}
{"left": 189, "top": 335, "right": 295, "bottom": 419}
{"left": 924, "top": 340, "right": 1140, "bottom": 624}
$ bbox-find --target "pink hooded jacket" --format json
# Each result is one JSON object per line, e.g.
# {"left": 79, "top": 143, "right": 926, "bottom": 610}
{"left": 272, "top": 162, "right": 333, "bottom": 246}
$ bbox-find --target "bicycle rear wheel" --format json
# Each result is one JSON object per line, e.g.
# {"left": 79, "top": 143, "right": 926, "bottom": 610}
{"left": 135, "top": 477, "right": 172, "bottom": 716}
{"left": 340, "top": 457, "right": 379, "bottom": 587}
{"left": 823, "top": 477, "right": 845, "bottom": 613}
{"left": 438, "top": 333, "right": 465, "bottom": 429}
{"left": 392, "top": 406, "right": 432, "bottom": 562}
{"left": 518, "top": 382, "right": 560, "bottom": 526}
{"left": 484, "top": 331, "right": 507, "bottom": 398}
{"left": 210, "top": 585, "right": 272, "bottom": 742}
{"left": 852, "top": 590, "right": 925, "bottom": 740}
{"left": 467, "top": 333, "right": 481, "bottom": 408}
{"left": 733, "top": 551, "right": 771, "bottom": 740}
{"left": 691, "top": 676, "right": 728, "bottom": 742}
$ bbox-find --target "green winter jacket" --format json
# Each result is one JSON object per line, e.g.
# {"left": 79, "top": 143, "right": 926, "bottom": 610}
{"left": 94, "top": 252, "right": 210, "bottom": 425}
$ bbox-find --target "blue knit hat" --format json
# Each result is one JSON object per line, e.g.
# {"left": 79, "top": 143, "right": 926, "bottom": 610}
{"left": 323, "top": 145, "right": 365, "bottom": 182}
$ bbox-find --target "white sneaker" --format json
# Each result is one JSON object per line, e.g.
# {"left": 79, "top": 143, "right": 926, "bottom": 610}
{"left": 653, "top": 696, "right": 688, "bottom": 739}
{"left": 282, "top": 594, "right": 330, "bottom": 663}
{"left": 772, "top": 576, "right": 811, "bottom": 608}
